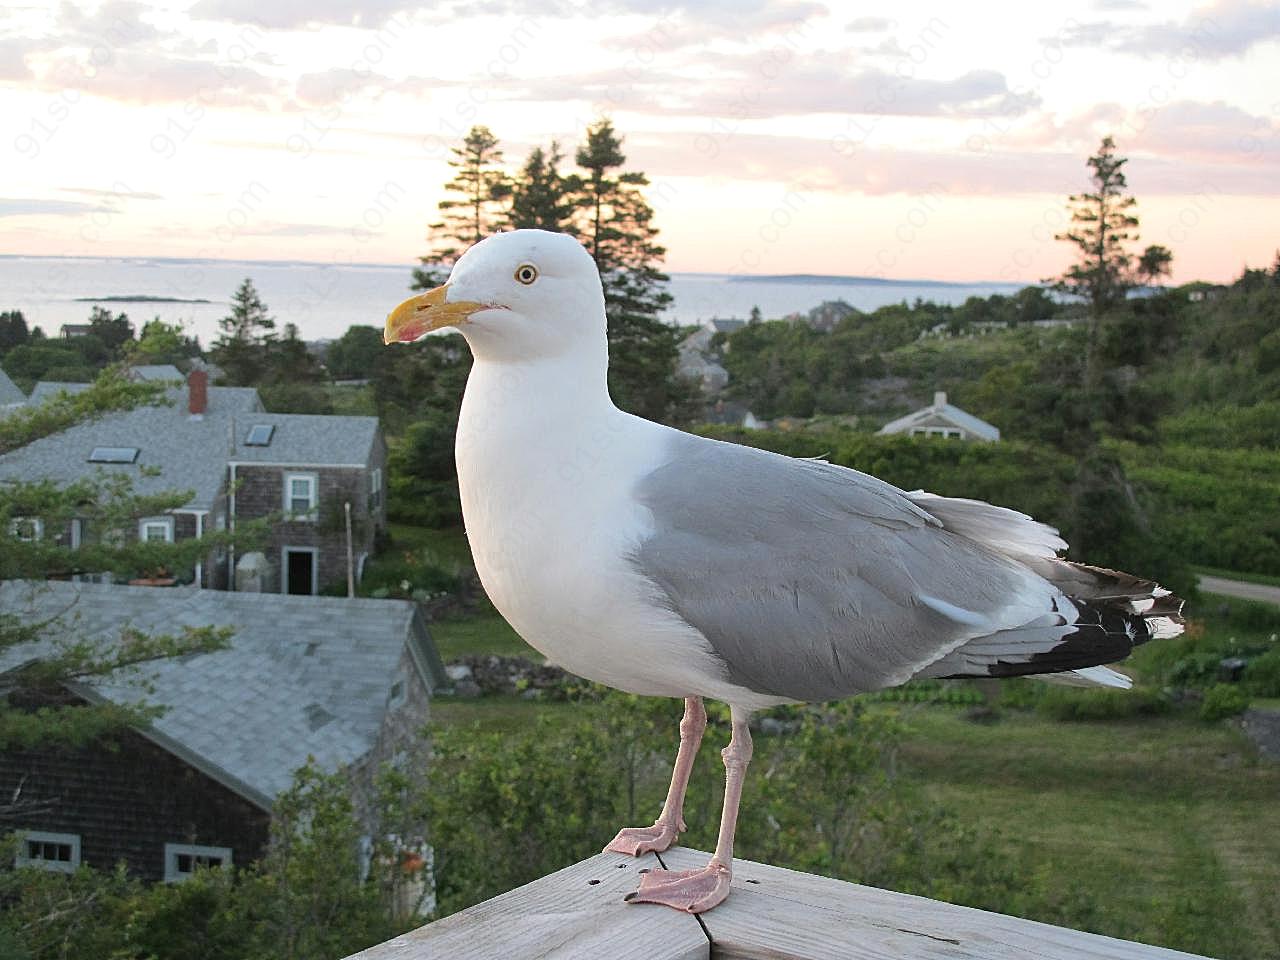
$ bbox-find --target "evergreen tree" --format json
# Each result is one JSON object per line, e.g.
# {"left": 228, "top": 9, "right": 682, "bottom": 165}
{"left": 0, "top": 310, "right": 30, "bottom": 355}
{"left": 508, "top": 142, "right": 577, "bottom": 232}
{"left": 87, "top": 306, "right": 134, "bottom": 358}
{"left": 212, "top": 278, "right": 276, "bottom": 385}
{"left": 1136, "top": 244, "right": 1174, "bottom": 288}
{"left": 1052, "top": 136, "right": 1140, "bottom": 317}
{"left": 572, "top": 119, "right": 691, "bottom": 423}
{"left": 412, "top": 126, "right": 510, "bottom": 291}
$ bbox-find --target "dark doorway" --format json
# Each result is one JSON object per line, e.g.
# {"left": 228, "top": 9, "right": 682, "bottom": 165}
{"left": 285, "top": 549, "right": 315, "bottom": 595}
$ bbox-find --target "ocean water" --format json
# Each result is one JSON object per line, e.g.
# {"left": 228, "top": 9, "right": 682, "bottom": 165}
{"left": 0, "top": 255, "right": 1022, "bottom": 347}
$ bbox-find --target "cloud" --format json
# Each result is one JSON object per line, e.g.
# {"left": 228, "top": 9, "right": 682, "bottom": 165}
{"left": 0, "top": 38, "right": 35, "bottom": 81}
{"left": 620, "top": 130, "right": 1280, "bottom": 198}
{"left": 38, "top": 49, "right": 277, "bottom": 105}
{"left": 508, "top": 53, "right": 1038, "bottom": 121}
{"left": 59, "top": 186, "right": 164, "bottom": 201}
{"left": 189, "top": 0, "right": 416, "bottom": 29}
{"left": 1066, "top": 0, "right": 1280, "bottom": 59}
{"left": 56, "top": 0, "right": 164, "bottom": 50}
{"left": 845, "top": 16, "right": 893, "bottom": 32}
{"left": 0, "top": 198, "right": 110, "bottom": 218}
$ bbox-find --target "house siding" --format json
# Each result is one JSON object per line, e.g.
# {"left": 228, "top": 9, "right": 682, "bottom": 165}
{"left": 235, "top": 464, "right": 381, "bottom": 593}
{"left": 0, "top": 696, "right": 270, "bottom": 882}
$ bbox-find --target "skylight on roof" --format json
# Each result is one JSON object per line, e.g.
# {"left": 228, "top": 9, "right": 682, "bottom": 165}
{"left": 88, "top": 446, "right": 139, "bottom": 463}
{"left": 244, "top": 424, "right": 274, "bottom": 446}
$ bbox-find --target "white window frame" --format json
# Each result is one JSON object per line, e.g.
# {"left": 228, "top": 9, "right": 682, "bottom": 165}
{"left": 8, "top": 517, "right": 43, "bottom": 542}
{"left": 163, "top": 842, "right": 232, "bottom": 883}
{"left": 369, "top": 467, "right": 383, "bottom": 510}
{"left": 15, "top": 830, "right": 81, "bottom": 873}
{"left": 283, "top": 472, "right": 319, "bottom": 521}
{"left": 138, "top": 516, "right": 175, "bottom": 543}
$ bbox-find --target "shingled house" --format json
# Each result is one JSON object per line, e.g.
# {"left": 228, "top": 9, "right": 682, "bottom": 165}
{"left": 0, "top": 581, "right": 445, "bottom": 882}
{"left": 0, "top": 371, "right": 387, "bottom": 594}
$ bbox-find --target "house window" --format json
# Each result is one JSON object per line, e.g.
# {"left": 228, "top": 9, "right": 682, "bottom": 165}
{"left": 369, "top": 467, "right": 383, "bottom": 510}
{"left": 16, "top": 831, "right": 81, "bottom": 873}
{"left": 138, "top": 516, "right": 175, "bottom": 542}
{"left": 9, "top": 517, "right": 43, "bottom": 541}
{"left": 88, "top": 446, "right": 139, "bottom": 463}
{"left": 244, "top": 424, "right": 274, "bottom": 446}
{"left": 164, "top": 843, "right": 232, "bottom": 883}
{"left": 284, "top": 473, "right": 318, "bottom": 520}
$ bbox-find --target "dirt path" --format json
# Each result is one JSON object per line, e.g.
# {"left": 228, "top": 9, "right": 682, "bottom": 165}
{"left": 1198, "top": 575, "right": 1280, "bottom": 607}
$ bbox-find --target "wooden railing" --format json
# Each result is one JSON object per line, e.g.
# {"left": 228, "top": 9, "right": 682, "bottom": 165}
{"left": 344, "top": 846, "right": 1214, "bottom": 959}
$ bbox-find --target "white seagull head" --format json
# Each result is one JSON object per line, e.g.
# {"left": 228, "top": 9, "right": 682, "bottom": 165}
{"left": 384, "top": 229, "right": 606, "bottom": 364}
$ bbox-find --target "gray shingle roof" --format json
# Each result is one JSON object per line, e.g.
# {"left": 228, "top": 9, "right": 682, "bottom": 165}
{"left": 0, "top": 367, "right": 24, "bottom": 406}
{"left": 229, "top": 412, "right": 380, "bottom": 467}
{"left": 0, "top": 385, "right": 378, "bottom": 510}
{"left": 878, "top": 397, "right": 1000, "bottom": 441}
{"left": 127, "top": 364, "right": 184, "bottom": 382}
{"left": 0, "top": 581, "right": 444, "bottom": 809}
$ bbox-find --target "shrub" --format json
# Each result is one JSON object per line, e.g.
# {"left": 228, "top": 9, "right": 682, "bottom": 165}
{"left": 1243, "top": 650, "right": 1280, "bottom": 697}
{"left": 1037, "top": 686, "right": 1170, "bottom": 722}
{"left": 1199, "top": 683, "right": 1250, "bottom": 722}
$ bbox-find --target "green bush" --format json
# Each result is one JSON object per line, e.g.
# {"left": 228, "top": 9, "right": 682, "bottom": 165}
{"left": 1036, "top": 686, "right": 1170, "bottom": 722}
{"left": 1199, "top": 683, "right": 1250, "bottom": 722}
{"left": 1243, "top": 650, "right": 1280, "bottom": 697}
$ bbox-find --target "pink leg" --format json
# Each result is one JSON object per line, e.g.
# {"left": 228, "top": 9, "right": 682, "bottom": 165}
{"left": 624, "top": 705, "right": 753, "bottom": 914}
{"left": 606, "top": 697, "right": 706, "bottom": 855}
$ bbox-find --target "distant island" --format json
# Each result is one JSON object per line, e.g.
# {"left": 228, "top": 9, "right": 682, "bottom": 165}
{"left": 730, "top": 273, "right": 1013, "bottom": 288}
{"left": 74, "top": 295, "right": 213, "bottom": 303}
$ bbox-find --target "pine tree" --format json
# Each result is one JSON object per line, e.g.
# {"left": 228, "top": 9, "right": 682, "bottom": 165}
{"left": 572, "top": 119, "right": 691, "bottom": 423}
{"left": 412, "top": 126, "right": 510, "bottom": 291}
{"left": 212, "top": 278, "right": 276, "bottom": 385}
{"left": 508, "top": 142, "right": 577, "bottom": 232}
{"left": 1053, "top": 136, "right": 1140, "bottom": 317}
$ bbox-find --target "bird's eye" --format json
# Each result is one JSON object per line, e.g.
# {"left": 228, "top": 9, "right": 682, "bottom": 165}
{"left": 514, "top": 263, "right": 539, "bottom": 285}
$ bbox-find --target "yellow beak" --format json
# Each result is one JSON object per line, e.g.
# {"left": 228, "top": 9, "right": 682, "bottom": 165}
{"left": 383, "top": 284, "right": 488, "bottom": 344}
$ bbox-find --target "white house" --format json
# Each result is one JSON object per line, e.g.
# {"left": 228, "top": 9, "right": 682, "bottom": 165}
{"left": 878, "top": 391, "right": 999, "bottom": 442}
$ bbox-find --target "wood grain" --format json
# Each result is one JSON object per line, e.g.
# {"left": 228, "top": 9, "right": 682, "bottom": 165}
{"left": 660, "top": 847, "right": 1216, "bottom": 960}
{"left": 342, "top": 850, "right": 708, "bottom": 960}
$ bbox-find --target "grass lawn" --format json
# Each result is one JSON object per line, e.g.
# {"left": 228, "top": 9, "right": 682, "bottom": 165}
{"left": 898, "top": 706, "right": 1280, "bottom": 958}
{"left": 428, "top": 612, "right": 531, "bottom": 660}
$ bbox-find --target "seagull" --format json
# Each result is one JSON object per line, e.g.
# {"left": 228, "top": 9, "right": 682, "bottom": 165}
{"left": 384, "top": 229, "right": 1184, "bottom": 915}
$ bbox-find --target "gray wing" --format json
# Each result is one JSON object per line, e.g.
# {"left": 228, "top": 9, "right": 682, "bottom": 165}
{"left": 631, "top": 433, "right": 1054, "bottom": 701}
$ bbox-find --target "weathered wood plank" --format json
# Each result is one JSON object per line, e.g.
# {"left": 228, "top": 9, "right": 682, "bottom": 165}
{"left": 660, "top": 847, "right": 1215, "bottom": 960}
{"left": 342, "top": 850, "right": 707, "bottom": 960}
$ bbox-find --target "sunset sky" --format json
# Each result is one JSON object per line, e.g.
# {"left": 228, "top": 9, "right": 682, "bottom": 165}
{"left": 2, "top": 0, "right": 1277, "bottom": 283}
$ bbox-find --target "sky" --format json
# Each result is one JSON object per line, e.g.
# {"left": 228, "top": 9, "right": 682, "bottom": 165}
{"left": 1, "top": 0, "right": 1278, "bottom": 284}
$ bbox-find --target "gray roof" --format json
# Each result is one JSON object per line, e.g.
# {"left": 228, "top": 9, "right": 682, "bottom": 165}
{"left": 0, "top": 385, "right": 263, "bottom": 511}
{"left": 26, "top": 381, "right": 92, "bottom": 404}
{"left": 0, "top": 385, "right": 378, "bottom": 510}
{"left": 229, "top": 412, "right": 380, "bottom": 467}
{"left": 127, "top": 364, "right": 184, "bottom": 382}
{"left": 0, "top": 367, "right": 23, "bottom": 406}
{"left": 0, "top": 581, "right": 445, "bottom": 809}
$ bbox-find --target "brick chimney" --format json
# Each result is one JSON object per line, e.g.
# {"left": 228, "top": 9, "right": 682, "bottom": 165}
{"left": 188, "top": 369, "right": 208, "bottom": 419}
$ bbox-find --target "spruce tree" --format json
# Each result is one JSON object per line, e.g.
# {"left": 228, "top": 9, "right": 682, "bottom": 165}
{"left": 412, "top": 126, "right": 510, "bottom": 291}
{"left": 212, "top": 278, "right": 276, "bottom": 385}
{"left": 508, "top": 142, "right": 577, "bottom": 232}
{"left": 572, "top": 119, "right": 690, "bottom": 423}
